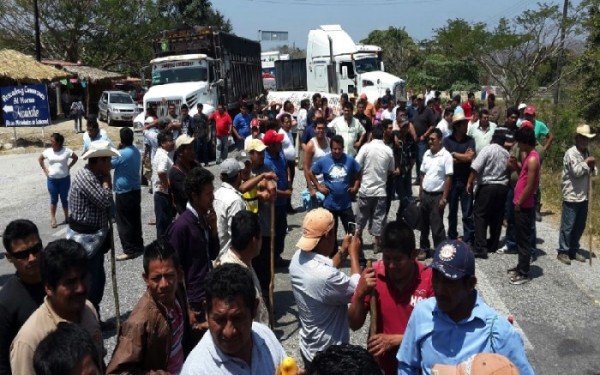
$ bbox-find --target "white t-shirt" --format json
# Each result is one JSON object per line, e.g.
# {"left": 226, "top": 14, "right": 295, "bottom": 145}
{"left": 152, "top": 148, "right": 174, "bottom": 194}
{"left": 278, "top": 128, "right": 297, "bottom": 161}
{"left": 437, "top": 118, "right": 452, "bottom": 139}
{"left": 421, "top": 147, "right": 454, "bottom": 193}
{"left": 42, "top": 147, "right": 73, "bottom": 179}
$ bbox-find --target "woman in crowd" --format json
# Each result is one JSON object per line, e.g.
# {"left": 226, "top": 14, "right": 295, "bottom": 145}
{"left": 38, "top": 132, "right": 78, "bottom": 228}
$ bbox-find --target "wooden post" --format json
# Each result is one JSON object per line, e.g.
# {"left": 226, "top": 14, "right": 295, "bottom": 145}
{"left": 589, "top": 170, "right": 594, "bottom": 266}
{"left": 268, "top": 201, "right": 276, "bottom": 328}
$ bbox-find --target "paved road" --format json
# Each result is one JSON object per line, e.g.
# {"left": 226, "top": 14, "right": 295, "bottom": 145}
{"left": 1, "top": 151, "right": 600, "bottom": 373}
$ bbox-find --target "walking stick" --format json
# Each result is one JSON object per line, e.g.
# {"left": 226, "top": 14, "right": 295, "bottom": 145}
{"left": 269, "top": 200, "right": 276, "bottom": 328}
{"left": 367, "top": 259, "right": 378, "bottom": 339}
{"left": 107, "top": 209, "right": 122, "bottom": 332}
{"left": 589, "top": 170, "right": 594, "bottom": 266}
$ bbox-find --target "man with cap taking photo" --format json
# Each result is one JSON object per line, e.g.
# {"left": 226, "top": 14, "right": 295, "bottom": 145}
{"left": 397, "top": 240, "right": 534, "bottom": 375}
{"left": 169, "top": 134, "right": 198, "bottom": 215}
{"left": 557, "top": 124, "right": 596, "bottom": 264}
{"left": 214, "top": 158, "right": 247, "bottom": 258}
{"left": 289, "top": 208, "right": 362, "bottom": 369}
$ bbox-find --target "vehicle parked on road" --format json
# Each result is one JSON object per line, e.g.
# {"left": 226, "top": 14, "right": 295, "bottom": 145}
{"left": 98, "top": 90, "right": 139, "bottom": 126}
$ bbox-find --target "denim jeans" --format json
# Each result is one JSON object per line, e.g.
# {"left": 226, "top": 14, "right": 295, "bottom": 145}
{"left": 216, "top": 135, "right": 229, "bottom": 163}
{"left": 47, "top": 175, "right": 70, "bottom": 208}
{"left": 447, "top": 179, "right": 474, "bottom": 244}
{"left": 154, "top": 192, "right": 174, "bottom": 240}
{"left": 558, "top": 200, "right": 588, "bottom": 253}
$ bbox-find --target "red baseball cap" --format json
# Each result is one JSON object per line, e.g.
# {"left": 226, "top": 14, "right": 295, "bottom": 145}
{"left": 520, "top": 120, "right": 534, "bottom": 129}
{"left": 251, "top": 118, "right": 260, "bottom": 128}
{"left": 262, "top": 129, "right": 284, "bottom": 145}
{"left": 524, "top": 106, "right": 536, "bottom": 115}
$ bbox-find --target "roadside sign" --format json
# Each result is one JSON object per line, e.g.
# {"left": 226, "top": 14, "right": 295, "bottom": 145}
{"left": 1, "top": 84, "right": 50, "bottom": 127}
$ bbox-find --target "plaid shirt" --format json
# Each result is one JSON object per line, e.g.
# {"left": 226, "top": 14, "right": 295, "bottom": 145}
{"left": 69, "top": 166, "right": 112, "bottom": 229}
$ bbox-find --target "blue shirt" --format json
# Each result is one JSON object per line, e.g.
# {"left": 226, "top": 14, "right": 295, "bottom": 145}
{"left": 312, "top": 154, "right": 360, "bottom": 211}
{"left": 233, "top": 113, "right": 252, "bottom": 138}
{"left": 264, "top": 150, "right": 289, "bottom": 207}
{"left": 111, "top": 145, "right": 141, "bottom": 194}
{"left": 397, "top": 293, "right": 534, "bottom": 375}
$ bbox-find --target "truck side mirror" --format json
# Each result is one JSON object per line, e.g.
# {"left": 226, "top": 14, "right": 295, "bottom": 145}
{"left": 341, "top": 66, "right": 348, "bottom": 80}
{"left": 211, "top": 79, "right": 224, "bottom": 88}
{"left": 380, "top": 61, "right": 385, "bottom": 71}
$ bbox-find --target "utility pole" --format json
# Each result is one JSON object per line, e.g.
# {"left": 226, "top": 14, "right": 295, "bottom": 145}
{"left": 33, "top": 0, "right": 41, "bottom": 61}
{"left": 553, "top": 0, "right": 569, "bottom": 109}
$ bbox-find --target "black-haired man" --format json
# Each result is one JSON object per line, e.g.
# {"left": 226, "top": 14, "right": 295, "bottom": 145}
{"left": 0, "top": 220, "right": 45, "bottom": 374}
{"left": 10, "top": 239, "right": 102, "bottom": 375}
{"left": 349, "top": 221, "right": 433, "bottom": 375}
{"left": 309, "top": 344, "right": 381, "bottom": 375}
{"left": 83, "top": 114, "right": 112, "bottom": 153}
{"left": 107, "top": 239, "right": 194, "bottom": 374}
{"left": 192, "top": 102, "right": 210, "bottom": 166}
{"left": 152, "top": 131, "right": 175, "bottom": 238}
{"left": 181, "top": 264, "right": 286, "bottom": 374}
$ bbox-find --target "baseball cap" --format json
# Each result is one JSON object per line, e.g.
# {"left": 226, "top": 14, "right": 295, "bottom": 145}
{"left": 262, "top": 129, "right": 284, "bottom": 146}
{"left": 523, "top": 106, "right": 536, "bottom": 115}
{"left": 296, "top": 208, "right": 335, "bottom": 251}
{"left": 517, "top": 103, "right": 527, "bottom": 111}
{"left": 245, "top": 138, "right": 266, "bottom": 152}
{"left": 251, "top": 118, "right": 260, "bottom": 128}
{"left": 520, "top": 120, "right": 534, "bottom": 130}
{"left": 429, "top": 240, "right": 475, "bottom": 280}
{"left": 576, "top": 124, "right": 597, "bottom": 139}
{"left": 431, "top": 353, "right": 519, "bottom": 375}
{"left": 175, "top": 134, "right": 194, "bottom": 150}
{"left": 220, "top": 158, "right": 245, "bottom": 178}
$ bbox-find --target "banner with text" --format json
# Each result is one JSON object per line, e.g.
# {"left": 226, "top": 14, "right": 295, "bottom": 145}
{"left": 1, "top": 84, "right": 50, "bottom": 127}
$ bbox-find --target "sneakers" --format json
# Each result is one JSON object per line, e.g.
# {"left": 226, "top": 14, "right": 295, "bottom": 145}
{"left": 506, "top": 267, "right": 519, "bottom": 277}
{"left": 497, "top": 245, "right": 517, "bottom": 255}
{"left": 557, "top": 253, "right": 571, "bottom": 265}
{"left": 570, "top": 252, "right": 586, "bottom": 263}
{"left": 116, "top": 251, "right": 143, "bottom": 261}
{"left": 509, "top": 273, "right": 530, "bottom": 285}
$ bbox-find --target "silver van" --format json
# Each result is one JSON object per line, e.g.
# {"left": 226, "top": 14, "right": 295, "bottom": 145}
{"left": 98, "top": 90, "right": 138, "bottom": 125}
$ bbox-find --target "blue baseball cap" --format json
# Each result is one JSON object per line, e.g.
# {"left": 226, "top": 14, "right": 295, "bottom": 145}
{"left": 430, "top": 240, "right": 475, "bottom": 280}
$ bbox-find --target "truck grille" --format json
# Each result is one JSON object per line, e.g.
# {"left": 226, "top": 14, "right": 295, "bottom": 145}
{"left": 146, "top": 99, "right": 183, "bottom": 117}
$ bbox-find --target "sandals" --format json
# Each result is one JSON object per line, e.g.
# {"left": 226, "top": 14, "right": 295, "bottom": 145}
{"left": 50, "top": 219, "right": 57, "bottom": 228}
{"left": 509, "top": 273, "right": 530, "bottom": 285}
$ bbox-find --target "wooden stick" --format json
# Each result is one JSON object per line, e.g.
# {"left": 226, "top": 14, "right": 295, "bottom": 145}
{"left": 589, "top": 170, "right": 594, "bottom": 266}
{"left": 367, "top": 259, "right": 378, "bottom": 339}
{"left": 269, "top": 201, "right": 276, "bottom": 328}
{"left": 107, "top": 211, "right": 121, "bottom": 332}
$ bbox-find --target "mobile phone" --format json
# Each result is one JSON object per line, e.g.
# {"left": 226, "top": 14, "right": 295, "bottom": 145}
{"left": 347, "top": 222, "right": 357, "bottom": 235}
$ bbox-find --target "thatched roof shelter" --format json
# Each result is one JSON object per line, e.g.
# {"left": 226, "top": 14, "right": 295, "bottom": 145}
{"left": 0, "top": 49, "right": 69, "bottom": 83}
{"left": 62, "top": 65, "right": 125, "bottom": 83}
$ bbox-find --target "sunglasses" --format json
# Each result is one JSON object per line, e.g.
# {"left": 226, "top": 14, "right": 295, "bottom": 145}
{"left": 10, "top": 242, "right": 42, "bottom": 260}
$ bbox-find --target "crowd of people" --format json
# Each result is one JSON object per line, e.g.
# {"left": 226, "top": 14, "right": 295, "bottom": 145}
{"left": 0, "top": 87, "right": 596, "bottom": 374}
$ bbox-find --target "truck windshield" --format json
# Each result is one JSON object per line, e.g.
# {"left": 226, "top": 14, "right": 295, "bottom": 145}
{"left": 354, "top": 58, "right": 380, "bottom": 74}
{"left": 152, "top": 67, "right": 208, "bottom": 85}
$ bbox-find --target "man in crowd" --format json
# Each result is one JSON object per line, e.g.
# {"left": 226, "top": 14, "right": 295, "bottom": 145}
{"left": 112, "top": 127, "right": 144, "bottom": 261}
{"left": 67, "top": 140, "right": 118, "bottom": 315}
{"left": 169, "top": 134, "right": 197, "bottom": 215}
{"left": 508, "top": 127, "right": 540, "bottom": 285}
{"left": 487, "top": 93, "right": 500, "bottom": 123}
{"left": 397, "top": 240, "right": 534, "bottom": 375}
{"left": 215, "top": 210, "right": 270, "bottom": 326}
{"left": 192, "top": 102, "right": 211, "bottom": 166}
{"left": 355, "top": 125, "right": 395, "bottom": 253}
{"left": 289, "top": 208, "right": 362, "bottom": 368}
{"left": 461, "top": 92, "right": 476, "bottom": 118}
{"left": 436, "top": 108, "right": 453, "bottom": 139}
{"left": 443, "top": 113, "right": 476, "bottom": 245}
{"left": 210, "top": 104, "right": 233, "bottom": 164}
{"left": 214, "top": 158, "right": 247, "bottom": 257}
{"left": 107, "top": 239, "right": 194, "bottom": 374}
{"left": 152, "top": 131, "right": 175, "bottom": 238}
{"left": 233, "top": 104, "right": 252, "bottom": 151}
{"left": 328, "top": 102, "right": 366, "bottom": 157}
{"left": 389, "top": 115, "right": 417, "bottom": 219}
{"left": 308, "top": 135, "right": 361, "bottom": 250}
{"left": 381, "top": 99, "right": 396, "bottom": 122}
{"left": 168, "top": 167, "right": 219, "bottom": 332}
{"left": 450, "top": 95, "right": 463, "bottom": 116}
{"left": 308, "top": 344, "right": 381, "bottom": 375}
{"left": 181, "top": 264, "right": 286, "bottom": 374}
{"left": 263, "top": 129, "right": 293, "bottom": 266}
{"left": 348, "top": 221, "right": 433, "bottom": 375}
{"left": 0, "top": 220, "right": 45, "bottom": 374}
{"left": 179, "top": 104, "right": 193, "bottom": 138}
{"left": 355, "top": 99, "right": 373, "bottom": 140}
{"left": 412, "top": 94, "right": 438, "bottom": 185}
{"left": 468, "top": 133, "right": 510, "bottom": 258}
{"left": 307, "top": 93, "right": 322, "bottom": 124}
{"left": 467, "top": 108, "right": 497, "bottom": 153}
{"left": 419, "top": 129, "right": 453, "bottom": 259}
{"left": 557, "top": 124, "right": 596, "bottom": 264}
{"left": 10, "top": 239, "right": 103, "bottom": 375}
{"left": 82, "top": 114, "right": 112, "bottom": 153}
{"left": 166, "top": 103, "right": 182, "bottom": 140}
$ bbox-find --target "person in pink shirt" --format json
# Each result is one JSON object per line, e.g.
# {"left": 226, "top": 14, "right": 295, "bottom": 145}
{"left": 508, "top": 126, "right": 540, "bottom": 285}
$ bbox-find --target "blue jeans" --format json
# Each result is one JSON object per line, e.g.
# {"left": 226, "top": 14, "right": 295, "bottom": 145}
{"left": 216, "top": 135, "right": 229, "bottom": 163}
{"left": 154, "top": 192, "right": 174, "bottom": 239}
{"left": 558, "top": 200, "right": 588, "bottom": 253}
{"left": 47, "top": 175, "right": 70, "bottom": 208}
{"left": 447, "top": 179, "right": 474, "bottom": 244}
{"left": 415, "top": 140, "right": 428, "bottom": 183}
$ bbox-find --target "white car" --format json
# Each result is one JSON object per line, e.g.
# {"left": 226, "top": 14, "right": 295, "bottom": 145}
{"left": 98, "top": 90, "right": 139, "bottom": 125}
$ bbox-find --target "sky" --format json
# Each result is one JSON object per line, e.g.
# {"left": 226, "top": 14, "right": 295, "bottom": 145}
{"left": 214, "top": 0, "right": 579, "bottom": 51}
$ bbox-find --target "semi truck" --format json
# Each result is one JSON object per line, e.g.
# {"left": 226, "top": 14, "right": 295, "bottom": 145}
{"left": 134, "top": 25, "right": 262, "bottom": 125}
{"left": 272, "top": 25, "right": 405, "bottom": 105}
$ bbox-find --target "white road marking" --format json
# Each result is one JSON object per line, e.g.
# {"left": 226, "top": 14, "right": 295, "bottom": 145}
{"left": 475, "top": 268, "right": 535, "bottom": 351}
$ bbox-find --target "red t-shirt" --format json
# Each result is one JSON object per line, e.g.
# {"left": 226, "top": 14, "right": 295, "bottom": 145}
{"left": 353, "top": 260, "right": 434, "bottom": 375}
{"left": 462, "top": 102, "right": 473, "bottom": 118}
{"left": 210, "top": 111, "right": 232, "bottom": 137}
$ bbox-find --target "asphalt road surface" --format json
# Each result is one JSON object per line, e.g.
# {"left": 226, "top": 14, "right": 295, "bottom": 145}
{"left": 1, "top": 151, "right": 600, "bottom": 374}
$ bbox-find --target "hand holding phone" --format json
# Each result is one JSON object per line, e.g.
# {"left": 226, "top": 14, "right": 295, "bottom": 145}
{"left": 347, "top": 222, "right": 357, "bottom": 235}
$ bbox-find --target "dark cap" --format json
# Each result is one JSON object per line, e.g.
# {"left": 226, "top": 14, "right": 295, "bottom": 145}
{"left": 429, "top": 240, "right": 475, "bottom": 280}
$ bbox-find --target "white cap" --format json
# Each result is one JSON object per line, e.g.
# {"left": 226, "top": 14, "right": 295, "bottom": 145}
{"left": 517, "top": 103, "right": 527, "bottom": 110}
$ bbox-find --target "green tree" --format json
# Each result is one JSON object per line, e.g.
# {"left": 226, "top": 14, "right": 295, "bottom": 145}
{"left": 576, "top": 0, "right": 600, "bottom": 122}
{"left": 158, "top": 0, "right": 231, "bottom": 31}
{"left": 360, "top": 27, "right": 419, "bottom": 79}
{"left": 275, "top": 45, "right": 306, "bottom": 59}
